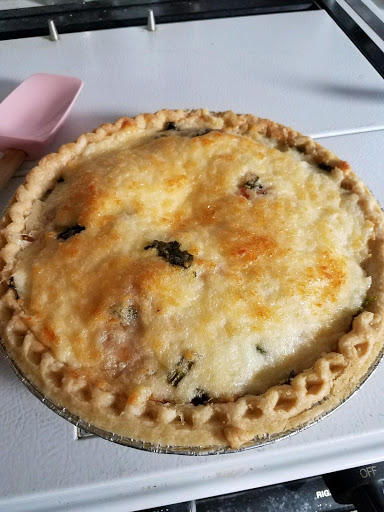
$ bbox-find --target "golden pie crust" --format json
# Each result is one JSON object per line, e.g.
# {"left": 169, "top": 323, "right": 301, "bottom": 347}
{"left": 1, "top": 109, "right": 384, "bottom": 451}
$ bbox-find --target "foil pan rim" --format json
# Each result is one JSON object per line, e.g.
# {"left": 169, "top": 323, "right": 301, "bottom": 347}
{"left": 1, "top": 337, "right": 383, "bottom": 456}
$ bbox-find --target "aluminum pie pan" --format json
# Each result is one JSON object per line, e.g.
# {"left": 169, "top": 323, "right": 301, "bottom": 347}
{"left": 0, "top": 126, "right": 383, "bottom": 456}
{"left": 1, "top": 336, "right": 383, "bottom": 456}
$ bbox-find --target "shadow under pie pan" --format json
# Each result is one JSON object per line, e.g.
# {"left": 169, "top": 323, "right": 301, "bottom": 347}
{"left": 1, "top": 110, "right": 384, "bottom": 455}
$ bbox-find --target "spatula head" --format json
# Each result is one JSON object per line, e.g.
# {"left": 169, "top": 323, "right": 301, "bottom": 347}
{"left": 0, "top": 73, "right": 83, "bottom": 160}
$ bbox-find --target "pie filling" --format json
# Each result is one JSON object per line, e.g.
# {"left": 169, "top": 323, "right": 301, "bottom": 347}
{"left": 11, "top": 130, "right": 372, "bottom": 405}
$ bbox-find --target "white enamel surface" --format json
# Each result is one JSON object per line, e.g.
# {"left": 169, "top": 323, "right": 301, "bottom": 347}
{"left": 1, "top": 11, "right": 384, "bottom": 512}
{"left": 1, "top": 10, "right": 384, "bottom": 152}
{"left": 0, "top": 0, "right": 36, "bottom": 8}
{"left": 0, "top": 0, "right": 95, "bottom": 8}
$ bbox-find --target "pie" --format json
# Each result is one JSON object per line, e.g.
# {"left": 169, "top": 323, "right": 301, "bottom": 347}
{"left": 1, "top": 109, "right": 383, "bottom": 451}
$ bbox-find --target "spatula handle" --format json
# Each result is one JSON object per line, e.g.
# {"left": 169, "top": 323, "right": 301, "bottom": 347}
{"left": 0, "top": 149, "right": 27, "bottom": 191}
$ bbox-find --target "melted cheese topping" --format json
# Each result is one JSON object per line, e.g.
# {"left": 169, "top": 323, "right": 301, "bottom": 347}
{"left": 15, "top": 131, "right": 372, "bottom": 403}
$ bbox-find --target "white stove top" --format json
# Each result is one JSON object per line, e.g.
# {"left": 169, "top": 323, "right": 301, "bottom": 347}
{"left": 1, "top": 11, "right": 384, "bottom": 511}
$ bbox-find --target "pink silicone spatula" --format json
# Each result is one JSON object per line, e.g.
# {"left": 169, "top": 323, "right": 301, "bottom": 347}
{"left": 0, "top": 73, "right": 83, "bottom": 190}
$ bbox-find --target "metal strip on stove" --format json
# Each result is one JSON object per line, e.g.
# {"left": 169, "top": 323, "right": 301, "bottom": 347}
{"left": 0, "top": 0, "right": 318, "bottom": 41}
{"left": 48, "top": 19, "right": 59, "bottom": 42}
{"left": 319, "top": 0, "right": 384, "bottom": 79}
{"left": 147, "top": 9, "right": 156, "bottom": 32}
{"left": 344, "top": 0, "right": 384, "bottom": 38}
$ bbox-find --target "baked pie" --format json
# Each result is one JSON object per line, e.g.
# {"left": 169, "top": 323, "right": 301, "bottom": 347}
{"left": 1, "top": 110, "right": 383, "bottom": 451}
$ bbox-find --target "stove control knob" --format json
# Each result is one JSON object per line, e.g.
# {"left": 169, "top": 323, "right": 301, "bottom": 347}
{"left": 323, "top": 463, "right": 384, "bottom": 512}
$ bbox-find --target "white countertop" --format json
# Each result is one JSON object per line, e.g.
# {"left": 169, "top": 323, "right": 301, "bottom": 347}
{"left": 1, "top": 11, "right": 384, "bottom": 512}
